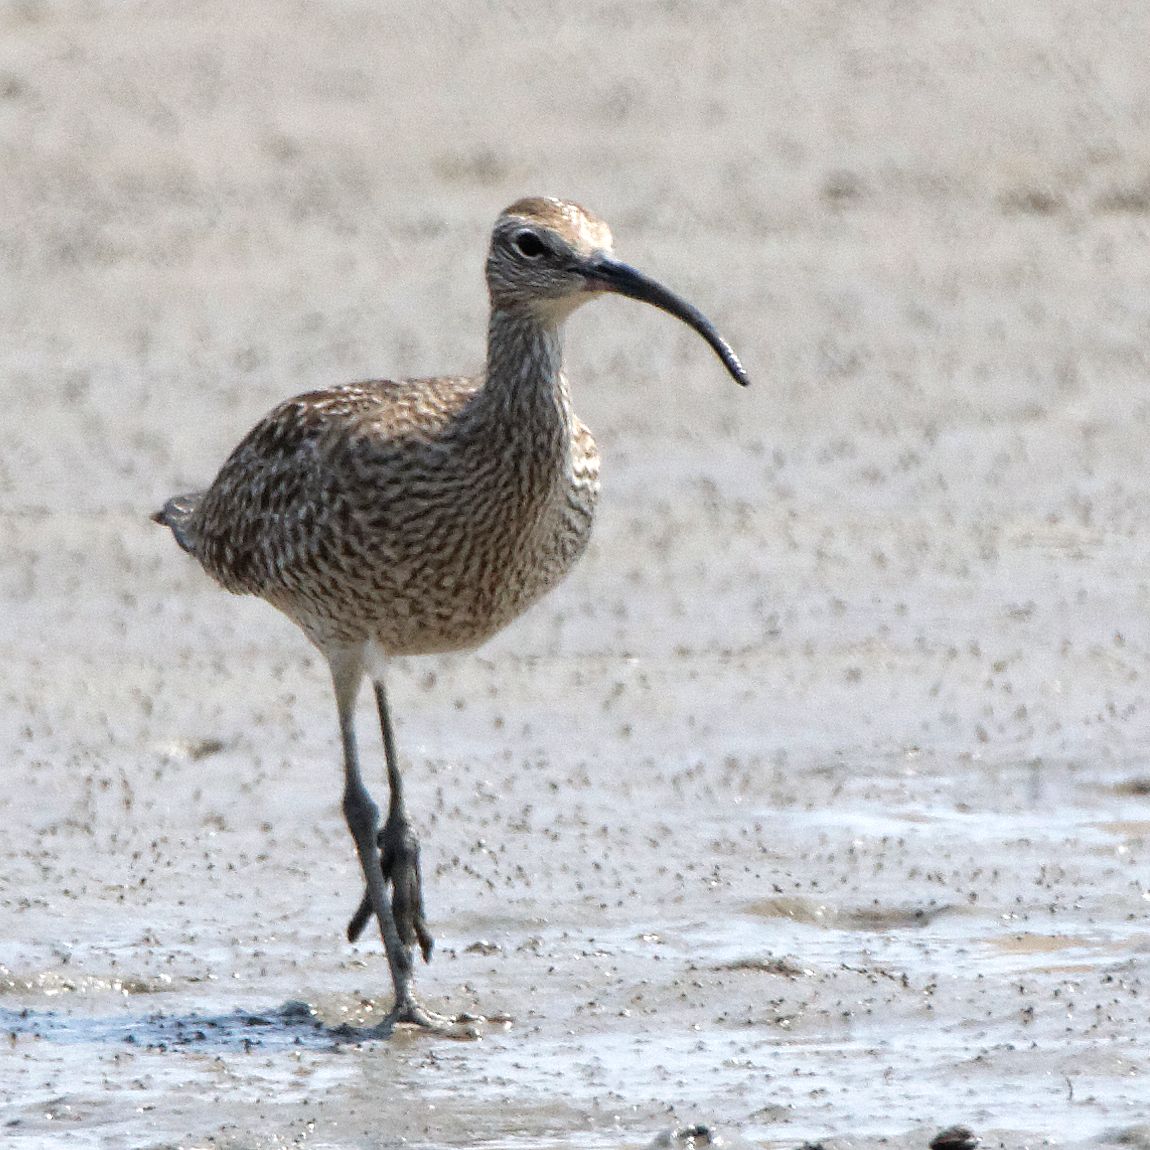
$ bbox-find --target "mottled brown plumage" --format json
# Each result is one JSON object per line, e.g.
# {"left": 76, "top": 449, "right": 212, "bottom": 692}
{"left": 154, "top": 196, "right": 748, "bottom": 1035}
{"left": 168, "top": 369, "right": 598, "bottom": 655}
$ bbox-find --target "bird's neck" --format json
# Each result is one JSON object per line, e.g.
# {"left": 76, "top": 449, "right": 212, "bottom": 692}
{"left": 483, "top": 306, "right": 570, "bottom": 426}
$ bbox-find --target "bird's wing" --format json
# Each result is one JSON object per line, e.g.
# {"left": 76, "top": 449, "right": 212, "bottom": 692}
{"left": 186, "top": 377, "right": 477, "bottom": 596}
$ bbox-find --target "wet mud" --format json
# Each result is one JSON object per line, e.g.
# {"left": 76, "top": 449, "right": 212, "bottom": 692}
{"left": 2, "top": 2, "right": 1150, "bottom": 1148}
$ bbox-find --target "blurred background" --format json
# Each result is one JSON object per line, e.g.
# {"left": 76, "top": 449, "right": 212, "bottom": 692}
{"left": 2, "top": 3, "right": 1149, "bottom": 1148}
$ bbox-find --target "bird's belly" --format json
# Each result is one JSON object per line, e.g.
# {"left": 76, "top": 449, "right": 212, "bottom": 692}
{"left": 376, "top": 502, "right": 594, "bottom": 655}
{"left": 276, "top": 479, "right": 596, "bottom": 655}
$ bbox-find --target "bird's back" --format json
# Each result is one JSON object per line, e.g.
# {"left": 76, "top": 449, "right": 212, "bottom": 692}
{"left": 158, "top": 374, "right": 599, "bottom": 655}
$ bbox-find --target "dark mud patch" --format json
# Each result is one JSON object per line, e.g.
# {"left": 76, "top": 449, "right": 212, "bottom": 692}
{"left": 1109, "top": 777, "right": 1150, "bottom": 797}
{"left": 715, "top": 955, "right": 812, "bottom": 977}
{"left": 745, "top": 896, "right": 960, "bottom": 931}
{"left": 0, "top": 1000, "right": 332, "bottom": 1053}
{"left": 1104, "top": 1126, "right": 1150, "bottom": 1150}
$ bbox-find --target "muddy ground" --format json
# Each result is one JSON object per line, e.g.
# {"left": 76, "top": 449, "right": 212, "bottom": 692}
{"left": 2, "top": 2, "right": 1150, "bottom": 1148}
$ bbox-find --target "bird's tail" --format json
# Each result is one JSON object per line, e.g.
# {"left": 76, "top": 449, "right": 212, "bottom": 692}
{"left": 151, "top": 492, "right": 204, "bottom": 555}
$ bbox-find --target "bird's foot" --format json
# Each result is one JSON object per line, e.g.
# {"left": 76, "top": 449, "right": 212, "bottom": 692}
{"left": 333, "top": 1000, "right": 483, "bottom": 1041}
{"left": 346, "top": 812, "right": 434, "bottom": 962}
{"left": 387, "top": 998, "right": 482, "bottom": 1038}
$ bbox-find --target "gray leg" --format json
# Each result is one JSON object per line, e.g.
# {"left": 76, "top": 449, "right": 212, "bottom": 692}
{"left": 373, "top": 677, "right": 434, "bottom": 962}
{"left": 331, "top": 649, "right": 414, "bottom": 1009}
{"left": 331, "top": 650, "right": 464, "bottom": 1035}
{"left": 346, "top": 680, "right": 433, "bottom": 962}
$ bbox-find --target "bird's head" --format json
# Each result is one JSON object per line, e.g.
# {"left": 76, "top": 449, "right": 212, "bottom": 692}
{"left": 486, "top": 196, "right": 749, "bottom": 387}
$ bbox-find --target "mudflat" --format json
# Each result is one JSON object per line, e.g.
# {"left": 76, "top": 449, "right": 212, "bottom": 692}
{"left": 2, "top": 3, "right": 1149, "bottom": 1147}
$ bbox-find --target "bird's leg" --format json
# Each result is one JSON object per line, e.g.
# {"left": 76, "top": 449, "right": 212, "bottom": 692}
{"left": 372, "top": 677, "right": 435, "bottom": 963}
{"left": 345, "top": 682, "right": 433, "bottom": 959}
{"left": 329, "top": 653, "right": 439, "bottom": 1033}
{"left": 332, "top": 653, "right": 466, "bottom": 1036}
{"left": 344, "top": 689, "right": 430, "bottom": 954}
{"left": 332, "top": 652, "right": 414, "bottom": 1007}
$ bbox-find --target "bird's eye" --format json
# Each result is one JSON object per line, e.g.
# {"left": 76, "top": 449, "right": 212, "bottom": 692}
{"left": 512, "top": 230, "right": 548, "bottom": 259}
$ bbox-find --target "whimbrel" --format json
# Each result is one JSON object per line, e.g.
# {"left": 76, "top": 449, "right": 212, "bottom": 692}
{"left": 154, "top": 197, "right": 749, "bottom": 1035}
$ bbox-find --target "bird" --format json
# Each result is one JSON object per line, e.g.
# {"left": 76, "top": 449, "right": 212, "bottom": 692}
{"left": 153, "top": 196, "right": 749, "bottom": 1036}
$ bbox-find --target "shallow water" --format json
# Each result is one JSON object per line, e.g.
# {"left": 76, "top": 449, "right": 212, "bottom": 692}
{"left": 2, "top": 720, "right": 1147, "bottom": 1147}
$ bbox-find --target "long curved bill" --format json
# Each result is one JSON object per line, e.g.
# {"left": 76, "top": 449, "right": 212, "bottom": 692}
{"left": 581, "top": 253, "right": 751, "bottom": 387}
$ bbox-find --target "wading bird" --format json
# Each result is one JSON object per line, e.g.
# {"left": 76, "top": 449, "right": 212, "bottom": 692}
{"left": 154, "top": 197, "right": 749, "bottom": 1034}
